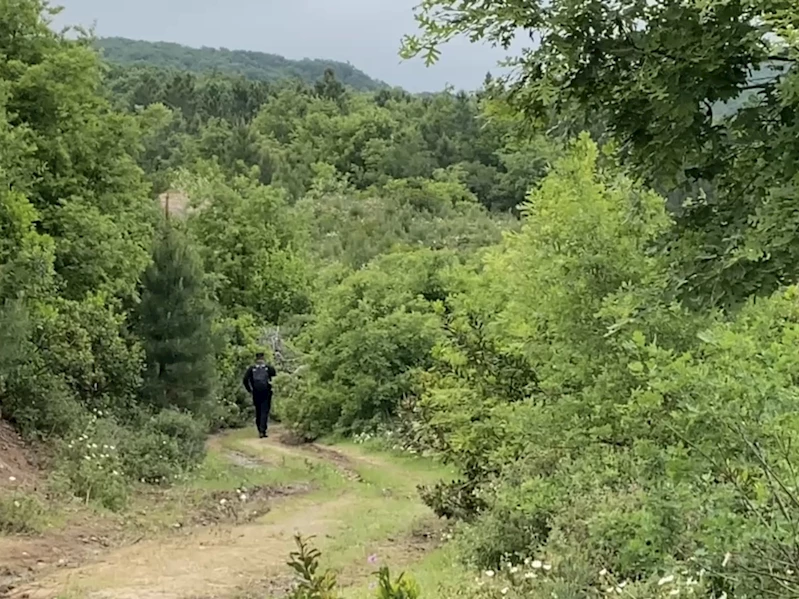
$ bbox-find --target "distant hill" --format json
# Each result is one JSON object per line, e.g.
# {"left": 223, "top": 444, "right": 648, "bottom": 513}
{"left": 96, "top": 37, "right": 387, "bottom": 91}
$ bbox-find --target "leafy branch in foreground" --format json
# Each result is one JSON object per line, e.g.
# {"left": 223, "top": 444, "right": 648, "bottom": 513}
{"left": 285, "top": 535, "right": 420, "bottom": 599}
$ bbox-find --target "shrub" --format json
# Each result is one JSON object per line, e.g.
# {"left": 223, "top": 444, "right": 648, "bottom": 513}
{"left": 283, "top": 249, "right": 457, "bottom": 438}
{"left": 120, "top": 409, "right": 206, "bottom": 484}
{"left": 0, "top": 492, "right": 47, "bottom": 534}
{"left": 50, "top": 417, "right": 130, "bottom": 510}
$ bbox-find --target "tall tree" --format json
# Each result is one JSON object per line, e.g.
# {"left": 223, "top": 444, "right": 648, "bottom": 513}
{"left": 136, "top": 223, "right": 218, "bottom": 414}
{"left": 402, "top": 0, "right": 799, "bottom": 309}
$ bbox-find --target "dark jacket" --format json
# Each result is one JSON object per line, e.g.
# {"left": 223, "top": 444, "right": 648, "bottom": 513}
{"left": 243, "top": 362, "right": 277, "bottom": 395}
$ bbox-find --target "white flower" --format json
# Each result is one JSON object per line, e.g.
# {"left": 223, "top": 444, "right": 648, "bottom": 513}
{"left": 531, "top": 560, "right": 543, "bottom": 569}
{"left": 524, "top": 557, "right": 531, "bottom": 566}
{"left": 542, "top": 563, "right": 552, "bottom": 571}
{"left": 719, "top": 593, "right": 727, "bottom": 599}
{"left": 658, "top": 575, "right": 675, "bottom": 586}
{"left": 722, "top": 552, "right": 731, "bottom": 567}
{"left": 524, "top": 572, "right": 536, "bottom": 580}
{"left": 599, "top": 569, "right": 608, "bottom": 577}
{"left": 510, "top": 566, "right": 519, "bottom": 574}
{"left": 485, "top": 570, "right": 495, "bottom": 578}
{"left": 13, "top": 501, "right": 20, "bottom": 508}
{"left": 8, "top": 476, "right": 16, "bottom": 482}
{"left": 500, "top": 588, "right": 509, "bottom": 595}
{"left": 220, "top": 498, "right": 227, "bottom": 505}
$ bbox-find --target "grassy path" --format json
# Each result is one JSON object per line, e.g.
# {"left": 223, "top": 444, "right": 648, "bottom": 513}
{"left": 1, "top": 428, "right": 468, "bottom": 599}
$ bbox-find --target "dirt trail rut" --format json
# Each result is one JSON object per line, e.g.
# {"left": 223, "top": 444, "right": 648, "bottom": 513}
{"left": 3, "top": 432, "right": 414, "bottom": 599}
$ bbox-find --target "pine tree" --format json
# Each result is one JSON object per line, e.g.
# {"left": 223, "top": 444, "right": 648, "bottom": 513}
{"left": 136, "top": 224, "right": 217, "bottom": 414}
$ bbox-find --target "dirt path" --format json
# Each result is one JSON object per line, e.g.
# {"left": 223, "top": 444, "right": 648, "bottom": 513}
{"left": 2, "top": 430, "right": 439, "bottom": 599}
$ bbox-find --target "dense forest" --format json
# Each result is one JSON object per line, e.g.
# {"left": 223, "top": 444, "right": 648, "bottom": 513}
{"left": 3, "top": 0, "right": 799, "bottom": 597}
{"left": 97, "top": 37, "right": 386, "bottom": 91}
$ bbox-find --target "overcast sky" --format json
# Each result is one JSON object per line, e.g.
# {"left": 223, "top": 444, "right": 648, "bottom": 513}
{"left": 51, "top": 0, "right": 513, "bottom": 92}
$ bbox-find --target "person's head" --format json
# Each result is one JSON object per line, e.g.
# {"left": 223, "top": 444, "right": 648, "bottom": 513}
{"left": 255, "top": 351, "right": 265, "bottom": 363}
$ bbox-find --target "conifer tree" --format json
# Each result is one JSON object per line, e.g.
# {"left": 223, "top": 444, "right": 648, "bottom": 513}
{"left": 136, "top": 224, "right": 218, "bottom": 415}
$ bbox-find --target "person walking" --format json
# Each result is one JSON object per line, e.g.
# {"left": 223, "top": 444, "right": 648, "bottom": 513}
{"left": 243, "top": 352, "right": 277, "bottom": 438}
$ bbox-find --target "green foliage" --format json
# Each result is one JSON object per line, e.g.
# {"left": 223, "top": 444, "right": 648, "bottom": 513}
{"left": 180, "top": 166, "right": 312, "bottom": 322}
{"left": 403, "top": 0, "right": 799, "bottom": 310}
{"left": 375, "top": 566, "right": 421, "bottom": 599}
{"left": 1, "top": 0, "right": 530, "bottom": 518}
{"left": 283, "top": 249, "right": 457, "bottom": 438}
{"left": 97, "top": 37, "right": 386, "bottom": 90}
{"left": 298, "top": 171, "right": 511, "bottom": 270}
{"left": 52, "top": 419, "right": 130, "bottom": 510}
{"left": 285, "top": 535, "right": 420, "bottom": 599}
{"left": 286, "top": 535, "right": 339, "bottom": 599}
{"left": 382, "top": 137, "right": 799, "bottom": 598}
{"left": 135, "top": 225, "right": 218, "bottom": 415}
{"left": 0, "top": 492, "right": 47, "bottom": 534}
{"left": 120, "top": 410, "right": 207, "bottom": 484}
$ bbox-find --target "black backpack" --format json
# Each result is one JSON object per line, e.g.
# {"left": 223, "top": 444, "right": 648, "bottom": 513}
{"left": 251, "top": 364, "right": 272, "bottom": 392}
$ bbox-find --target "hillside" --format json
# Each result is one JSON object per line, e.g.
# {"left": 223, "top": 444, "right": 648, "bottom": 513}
{"left": 96, "top": 37, "right": 387, "bottom": 90}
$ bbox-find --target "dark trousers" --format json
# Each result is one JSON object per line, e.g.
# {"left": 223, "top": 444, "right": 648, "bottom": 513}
{"left": 253, "top": 390, "right": 272, "bottom": 436}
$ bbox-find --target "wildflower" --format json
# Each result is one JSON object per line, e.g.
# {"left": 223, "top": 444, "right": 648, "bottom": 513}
{"left": 658, "top": 575, "right": 674, "bottom": 586}
{"left": 531, "top": 560, "right": 542, "bottom": 569}
{"left": 367, "top": 554, "right": 378, "bottom": 564}
{"left": 524, "top": 557, "right": 531, "bottom": 566}
{"left": 500, "top": 588, "right": 509, "bottom": 595}
{"left": 8, "top": 476, "right": 16, "bottom": 482}
{"left": 510, "top": 566, "right": 519, "bottom": 574}
{"left": 485, "top": 570, "right": 495, "bottom": 578}
{"left": 220, "top": 498, "right": 227, "bottom": 505}
{"left": 719, "top": 594, "right": 727, "bottom": 599}
{"left": 543, "top": 563, "right": 552, "bottom": 571}
{"left": 524, "top": 572, "right": 536, "bottom": 580}
{"left": 599, "top": 569, "right": 608, "bottom": 577}
{"left": 13, "top": 501, "right": 20, "bottom": 508}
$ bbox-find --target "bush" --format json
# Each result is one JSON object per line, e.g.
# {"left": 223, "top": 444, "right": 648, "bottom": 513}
{"left": 0, "top": 492, "right": 47, "bottom": 534}
{"left": 50, "top": 417, "right": 130, "bottom": 510}
{"left": 283, "top": 249, "right": 457, "bottom": 438}
{"left": 120, "top": 409, "right": 207, "bottom": 484}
